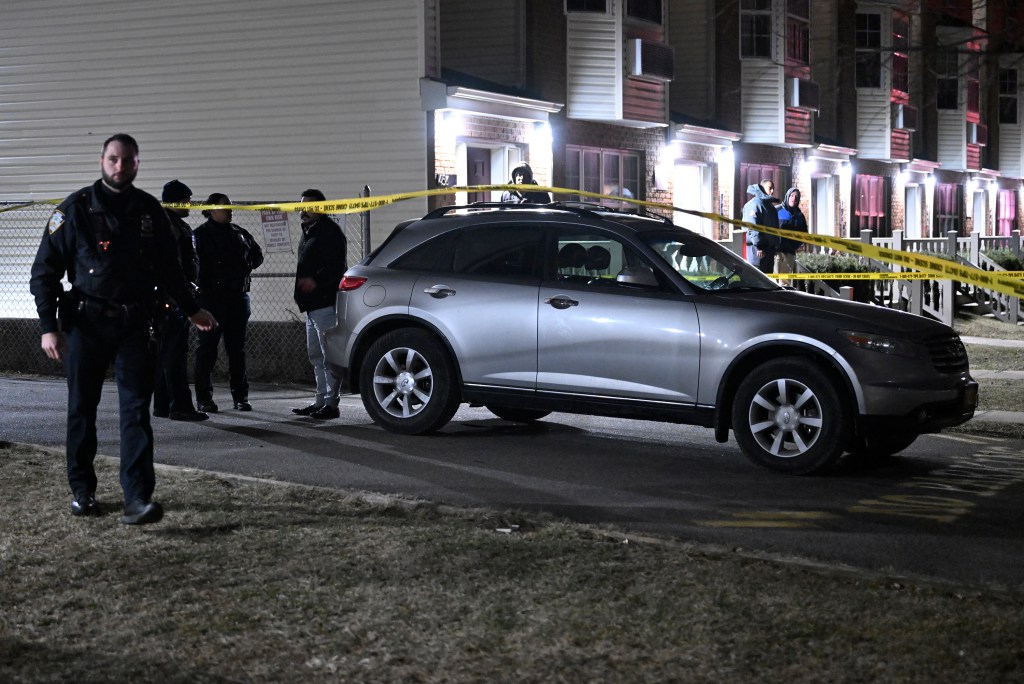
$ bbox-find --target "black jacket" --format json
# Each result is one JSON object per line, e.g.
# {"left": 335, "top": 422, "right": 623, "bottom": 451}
{"left": 165, "top": 209, "right": 199, "bottom": 286}
{"left": 294, "top": 215, "right": 347, "bottom": 313}
{"left": 193, "top": 219, "right": 264, "bottom": 296}
{"left": 30, "top": 180, "right": 199, "bottom": 334}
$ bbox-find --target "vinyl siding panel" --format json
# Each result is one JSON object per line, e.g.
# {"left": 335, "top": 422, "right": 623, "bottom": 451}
{"left": 856, "top": 88, "right": 891, "bottom": 159}
{"left": 739, "top": 61, "right": 783, "bottom": 143}
{"left": 999, "top": 124, "right": 1023, "bottom": 178}
{"left": 441, "top": 0, "right": 523, "bottom": 87}
{"left": 566, "top": 11, "right": 623, "bottom": 121}
{"left": 937, "top": 111, "right": 967, "bottom": 170}
{"left": 669, "top": 0, "right": 710, "bottom": 119}
{"left": 0, "top": 0, "right": 431, "bottom": 243}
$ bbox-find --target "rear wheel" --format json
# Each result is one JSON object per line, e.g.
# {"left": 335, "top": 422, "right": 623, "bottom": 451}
{"left": 359, "top": 329, "right": 460, "bottom": 435}
{"left": 731, "top": 358, "right": 850, "bottom": 475}
{"left": 485, "top": 405, "right": 551, "bottom": 423}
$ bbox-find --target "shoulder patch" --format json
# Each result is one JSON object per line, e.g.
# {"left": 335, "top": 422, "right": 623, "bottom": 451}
{"left": 47, "top": 210, "right": 65, "bottom": 234}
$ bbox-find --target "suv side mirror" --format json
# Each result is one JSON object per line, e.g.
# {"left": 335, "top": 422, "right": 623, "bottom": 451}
{"left": 616, "top": 266, "right": 658, "bottom": 288}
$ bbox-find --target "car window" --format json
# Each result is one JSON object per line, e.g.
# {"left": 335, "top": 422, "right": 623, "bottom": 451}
{"left": 390, "top": 230, "right": 456, "bottom": 272}
{"left": 642, "top": 233, "right": 778, "bottom": 292}
{"left": 452, "top": 225, "right": 545, "bottom": 280}
{"left": 550, "top": 229, "right": 666, "bottom": 291}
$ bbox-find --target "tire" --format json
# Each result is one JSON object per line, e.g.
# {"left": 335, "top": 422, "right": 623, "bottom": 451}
{"left": 731, "top": 358, "right": 850, "bottom": 475}
{"left": 845, "top": 432, "right": 918, "bottom": 459}
{"left": 359, "top": 329, "right": 460, "bottom": 435}
{"left": 485, "top": 405, "right": 551, "bottom": 423}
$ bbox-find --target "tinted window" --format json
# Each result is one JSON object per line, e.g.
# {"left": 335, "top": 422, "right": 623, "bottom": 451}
{"left": 552, "top": 229, "right": 666, "bottom": 291}
{"left": 453, "top": 225, "right": 545, "bottom": 280}
{"left": 391, "top": 231, "right": 456, "bottom": 272}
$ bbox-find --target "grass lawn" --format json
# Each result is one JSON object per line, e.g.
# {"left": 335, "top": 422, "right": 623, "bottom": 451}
{"left": 2, "top": 442, "right": 1023, "bottom": 683}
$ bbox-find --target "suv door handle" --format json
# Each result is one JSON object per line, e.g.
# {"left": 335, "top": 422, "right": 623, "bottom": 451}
{"left": 544, "top": 295, "right": 579, "bottom": 310}
{"left": 424, "top": 284, "right": 456, "bottom": 298}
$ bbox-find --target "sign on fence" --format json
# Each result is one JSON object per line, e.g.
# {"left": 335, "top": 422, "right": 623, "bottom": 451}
{"left": 260, "top": 210, "right": 292, "bottom": 253}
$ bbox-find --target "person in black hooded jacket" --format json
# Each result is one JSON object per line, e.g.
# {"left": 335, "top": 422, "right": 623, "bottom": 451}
{"left": 291, "top": 188, "right": 347, "bottom": 420}
{"left": 775, "top": 187, "right": 809, "bottom": 284}
{"left": 500, "top": 163, "right": 551, "bottom": 204}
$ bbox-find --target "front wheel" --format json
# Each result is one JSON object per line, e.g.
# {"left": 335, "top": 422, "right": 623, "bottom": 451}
{"left": 359, "top": 329, "right": 460, "bottom": 435}
{"left": 731, "top": 358, "right": 850, "bottom": 475}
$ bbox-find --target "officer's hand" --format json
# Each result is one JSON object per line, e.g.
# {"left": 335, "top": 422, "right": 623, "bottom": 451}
{"left": 189, "top": 309, "right": 218, "bottom": 331}
{"left": 41, "top": 332, "right": 66, "bottom": 362}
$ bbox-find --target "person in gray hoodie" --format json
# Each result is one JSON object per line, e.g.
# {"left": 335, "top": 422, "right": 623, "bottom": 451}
{"left": 741, "top": 179, "right": 781, "bottom": 273}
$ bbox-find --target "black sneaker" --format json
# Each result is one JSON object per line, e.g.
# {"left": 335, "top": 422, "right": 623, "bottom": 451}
{"left": 311, "top": 405, "right": 340, "bottom": 420}
{"left": 71, "top": 493, "right": 99, "bottom": 517}
{"left": 121, "top": 500, "right": 163, "bottom": 525}
{"left": 198, "top": 400, "right": 219, "bottom": 413}
{"left": 233, "top": 401, "right": 252, "bottom": 411}
{"left": 169, "top": 410, "right": 210, "bottom": 422}
{"left": 292, "top": 404, "right": 323, "bottom": 416}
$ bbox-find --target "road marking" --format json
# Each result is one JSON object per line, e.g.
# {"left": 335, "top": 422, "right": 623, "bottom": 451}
{"left": 698, "top": 511, "right": 835, "bottom": 529}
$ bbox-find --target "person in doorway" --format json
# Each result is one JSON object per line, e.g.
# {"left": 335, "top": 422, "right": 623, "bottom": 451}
{"left": 153, "top": 179, "right": 208, "bottom": 421}
{"left": 193, "top": 192, "right": 263, "bottom": 413}
{"left": 292, "top": 188, "right": 347, "bottom": 420}
{"left": 775, "top": 187, "right": 809, "bottom": 285}
{"left": 29, "top": 133, "right": 217, "bottom": 524}
{"left": 500, "top": 163, "right": 551, "bottom": 204}
{"left": 741, "top": 179, "right": 781, "bottom": 274}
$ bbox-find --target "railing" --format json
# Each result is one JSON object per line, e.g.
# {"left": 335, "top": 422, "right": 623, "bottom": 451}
{"left": 729, "top": 227, "right": 1022, "bottom": 327}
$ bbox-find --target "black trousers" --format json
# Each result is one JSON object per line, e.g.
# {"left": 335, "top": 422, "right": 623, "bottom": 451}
{"left": 153, "top": 308, "right": 195, "bottom": 415}
{"left": 194, "top": 293, "right": 251, "bottom": 403}
{"left": 65, "top": 310, "right": 156, "bottom": 505}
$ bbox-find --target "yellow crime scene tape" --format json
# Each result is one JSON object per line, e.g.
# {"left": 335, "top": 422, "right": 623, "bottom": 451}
{"left": 9, "top": 184, "right": 1024, "bottom": 297}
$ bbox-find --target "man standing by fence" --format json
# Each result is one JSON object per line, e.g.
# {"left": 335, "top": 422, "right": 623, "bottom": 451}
{"left": 291, "top": 189, "right": 347, "bottom": 420}
{"left": 29, "top": 133, "right": 217, "bottom": 524}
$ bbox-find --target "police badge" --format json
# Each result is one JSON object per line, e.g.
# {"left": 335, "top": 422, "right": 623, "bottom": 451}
{"left": 47, "top": 210, "right": 65, "bottom": 234}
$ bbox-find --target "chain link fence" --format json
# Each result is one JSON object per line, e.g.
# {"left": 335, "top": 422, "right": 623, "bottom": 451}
{"left": 0, "top": 201, "right": 368, "bottom": 384}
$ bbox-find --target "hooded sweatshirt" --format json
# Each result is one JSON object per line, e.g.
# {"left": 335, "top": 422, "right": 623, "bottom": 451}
{"left": 776, "top": 187, "right": 808, "bottom": 255}
{"left": 741, "top": 183, "right": 780, "bottom": 251}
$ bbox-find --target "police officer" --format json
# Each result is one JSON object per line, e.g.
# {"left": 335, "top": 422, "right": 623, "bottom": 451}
{"left": 193, "top": 192, "right": 263, "bottom": 413}
{"left": 29, "top": 133, "right": 217, "bottom": 525}
{"left": 153, "top": 179, "right": 209, "bottom": 422}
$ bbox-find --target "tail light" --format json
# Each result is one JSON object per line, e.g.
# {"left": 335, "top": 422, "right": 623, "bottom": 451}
{"left": 339, "top": 276, "right": 368, "bottom": 291}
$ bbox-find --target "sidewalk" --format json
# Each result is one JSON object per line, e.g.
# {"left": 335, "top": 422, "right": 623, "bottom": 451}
{"left": 961, "top": 335, "right": 1024, "bottom": 425}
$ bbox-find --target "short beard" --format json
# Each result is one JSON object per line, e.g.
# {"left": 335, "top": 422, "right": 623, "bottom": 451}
{"left": 101, "top": 168, "right": 136, "bottom": 191}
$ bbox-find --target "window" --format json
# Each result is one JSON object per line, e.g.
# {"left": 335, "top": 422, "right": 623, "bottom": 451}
{"left": 997, "top": 189, "right": 1017, "bottom": 236}
{"left": 552, "top": 229, "right": 665, "bottom": 292}
{"left": 565, "top": 146, "right": 641, "bottom": 209}
{"left": 934, "top": 183, "right": 962, "bottom": 236}
{"left": 936, "top": 52, "right": 959, "bottom": 110}
{"left": 853, "top": 174, "right": 890, "bottom": 237}
{"left": 892, "top": 12, "right": 910, "bottom": 94}
{"left": 786, "top": 0, "right": 809, "bottom": 66}
{"left": 392, "top": 226, "right": 544, "bottom": 281}
{"left": 1000, "top": 69, "right": 1018, "bottom": 125}
{"left": 627, "top": 0, "right": 661, "bottom": 24}
{"left": 855, "top": 13, "right": 882, "bottom": 88}
{"left": 740, "top": 0, "right": 772, "bottom": 59}
{"left": 965, "top": 52, "right": 981, "bottom": 117}
{"left": 565, "top": 0, "right": 607, "bottom": 12}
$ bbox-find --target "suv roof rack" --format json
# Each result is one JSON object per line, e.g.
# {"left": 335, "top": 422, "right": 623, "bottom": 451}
{"left": 421, "top": 200, "right": 643, "bottom": 221}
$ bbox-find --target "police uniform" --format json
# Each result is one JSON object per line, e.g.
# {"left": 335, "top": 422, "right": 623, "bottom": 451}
{"left": 29, "top": 179, "right": 200, "bottom": 512}
{"left": 193, "top": 215, "right": 263, "bottom": 410}
{"left": 153, "top": 198, "right": 204, "bottom": 420}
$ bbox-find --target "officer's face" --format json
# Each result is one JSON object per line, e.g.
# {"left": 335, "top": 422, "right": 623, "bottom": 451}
{"left": 100, "top": 141, "right": 139, "bottom": 191}
{"left": 209, "top": 205, "right": 232, "bottom": 224}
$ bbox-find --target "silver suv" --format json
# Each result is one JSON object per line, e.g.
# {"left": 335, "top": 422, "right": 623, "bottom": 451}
{"left": 324, "top": 203, "right": 977, "bottom": 474}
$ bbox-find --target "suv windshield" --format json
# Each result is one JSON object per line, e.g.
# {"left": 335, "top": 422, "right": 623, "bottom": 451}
{"left": 641, "top": 232, "right": 779, "bottom": 292}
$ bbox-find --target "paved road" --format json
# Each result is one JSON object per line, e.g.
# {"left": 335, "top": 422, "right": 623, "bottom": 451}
{"left": 3, "top": 375, "right": 1023, "bottom": 589}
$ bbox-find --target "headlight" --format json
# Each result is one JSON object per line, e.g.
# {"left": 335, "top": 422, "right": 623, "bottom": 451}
{"left": 839, "top": 330, "right": 923, "bottom": 358}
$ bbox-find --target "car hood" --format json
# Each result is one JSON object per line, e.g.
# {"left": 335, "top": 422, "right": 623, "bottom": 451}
{"left": 704, "top": 289, "right": 957, "bottom": 340}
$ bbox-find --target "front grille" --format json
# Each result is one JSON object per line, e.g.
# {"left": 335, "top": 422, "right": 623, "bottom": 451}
{"left": 925, "top": 334, "right": 969, "bottom": 373}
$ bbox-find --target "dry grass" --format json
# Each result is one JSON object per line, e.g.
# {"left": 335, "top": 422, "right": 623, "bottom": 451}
{"left": 2, "top": 442, "right": 1023, "bottom": 683}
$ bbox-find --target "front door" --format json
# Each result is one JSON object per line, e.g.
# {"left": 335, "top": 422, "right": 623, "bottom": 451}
{"left": 467, "top": 146, "right": 490, "bottom": 203}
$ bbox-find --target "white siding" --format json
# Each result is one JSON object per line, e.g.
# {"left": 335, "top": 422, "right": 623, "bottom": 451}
{"left": 999, "top": 124, "right": 1022, "bottom": 178}
{"left": 0, "top": 0, "right": 431, "bottom": 244}
{"left": 739, "top": 61, "right": 783, "bottom": 143}
{"left": 669, "top": 0, "right": 711, "bottom": 119}
{"left": 441, "top": 0, "right": 523, "bottom": 87}
{"left": 566, "top": 9, "right": 622, "bottom": 121}
{"left": 937, "top": 111, "right": 967, "bottom": 170}
{"left": 856, "top": 89, "right": 892, "bottom": 160}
